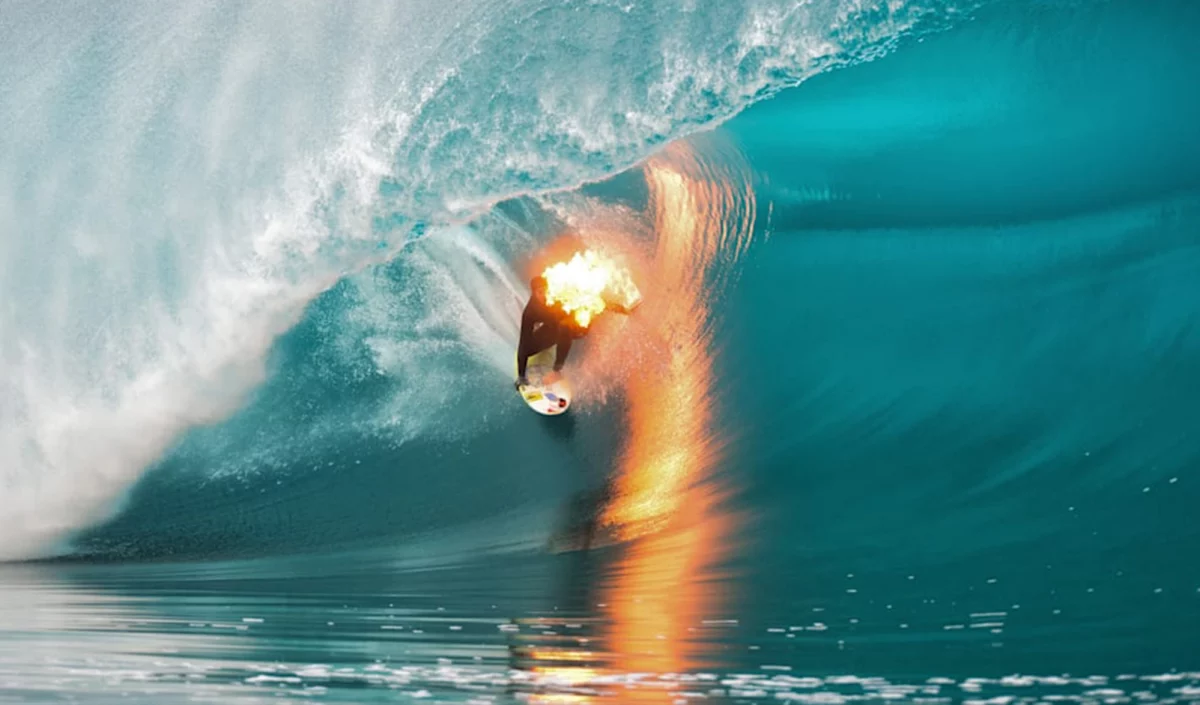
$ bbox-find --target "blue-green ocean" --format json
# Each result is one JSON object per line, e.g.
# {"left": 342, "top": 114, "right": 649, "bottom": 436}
{"left": 2, "top": 0, "right": 1199, "bottom": 702}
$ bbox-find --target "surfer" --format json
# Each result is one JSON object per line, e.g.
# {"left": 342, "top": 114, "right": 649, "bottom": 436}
{"left": 515, "top": 275, "right": 631, "bottom": 389}
{"left": 515, "top": 275, "right": 579, "bottom": 389}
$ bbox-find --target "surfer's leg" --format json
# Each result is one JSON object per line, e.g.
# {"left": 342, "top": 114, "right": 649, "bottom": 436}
{"left": 552, "top": 330, "right": 573, "bottom": 372}
{"left": 518, "top": 325, "right": 560, "bottom": 377}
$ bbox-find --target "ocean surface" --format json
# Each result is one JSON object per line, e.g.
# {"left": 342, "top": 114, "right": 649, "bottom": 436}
{"left": 3, "top": 0, "right": 1200, "bottom": 702}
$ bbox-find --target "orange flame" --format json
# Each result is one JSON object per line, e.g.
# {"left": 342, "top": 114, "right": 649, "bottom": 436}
{"left": 542, "top": 250, "right": 641, "bottom": 329}
{"left": 597, "top": 140, "right": 754, "bottom": 698}
{"left": 601, "top": 139, "right": 756, "bottom": 539}
{"left": 511, "top": 137, "right": 757, "bottom": 703}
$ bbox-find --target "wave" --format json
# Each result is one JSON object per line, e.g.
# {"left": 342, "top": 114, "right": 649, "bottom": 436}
{"left": 731, "top": 0, "right": 1200, "bottom": 229}
{"left": 1, "top": 0, "right": 967, "bottom": 560}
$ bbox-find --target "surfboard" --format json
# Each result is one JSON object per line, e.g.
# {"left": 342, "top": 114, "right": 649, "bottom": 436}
{"left": 516, "top": 347, "right": 572, "bottom": 415}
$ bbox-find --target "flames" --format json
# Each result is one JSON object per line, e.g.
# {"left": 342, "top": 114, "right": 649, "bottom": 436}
{"left": 507, "top": 139, "right": 756, "bottom": 703}
{"left": 542, "top": 250, "right": 640, "bottom": 329}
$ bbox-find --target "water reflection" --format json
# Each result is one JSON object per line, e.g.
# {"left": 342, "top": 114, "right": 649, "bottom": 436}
{"left": 509, "top": 139, "right": 755, "bottom": 702}
{"left": 3, "top": 492, "right": 1198, "bottom": 702}
{"left": 509, "top": 481, "right": 734, "bottom": 703}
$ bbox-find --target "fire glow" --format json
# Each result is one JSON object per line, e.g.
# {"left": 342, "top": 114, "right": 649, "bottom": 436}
{"left": 542, "top": 250, "right": 640, "bottom": 329}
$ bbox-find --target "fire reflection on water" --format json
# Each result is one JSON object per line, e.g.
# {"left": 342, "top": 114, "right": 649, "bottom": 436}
{"left": 518, "top": 139, "right": 758, "bottom": 701}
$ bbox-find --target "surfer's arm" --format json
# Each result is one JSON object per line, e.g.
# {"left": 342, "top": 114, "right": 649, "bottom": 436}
{"left": 602, "top": 292, "right": 639, "bottom": 315}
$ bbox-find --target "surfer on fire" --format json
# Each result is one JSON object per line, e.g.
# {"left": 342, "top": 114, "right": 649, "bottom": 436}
{"left": 515, "top": 251, "right": 640, "bottom": 390}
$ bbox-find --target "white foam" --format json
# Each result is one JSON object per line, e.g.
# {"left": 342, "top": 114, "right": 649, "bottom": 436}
{"left": 0, "top": 1, "right": 445, "bottom": 559}
{"left": 340, "top": 224, "right": 528, "bottom": 442}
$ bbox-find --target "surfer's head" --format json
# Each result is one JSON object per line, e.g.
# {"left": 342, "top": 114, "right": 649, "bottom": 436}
{"left": 530, "top": 275, "right": 548, "bottom": 300}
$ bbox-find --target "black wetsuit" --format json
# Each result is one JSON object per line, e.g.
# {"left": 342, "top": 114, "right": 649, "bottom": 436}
{"left": 517, "top": 296, "right": 581, "bottom": 378}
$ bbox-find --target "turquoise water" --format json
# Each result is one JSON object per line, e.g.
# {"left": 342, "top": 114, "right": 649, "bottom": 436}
{"left": 3, "top": 0, "right": 1200, "bottom": 702}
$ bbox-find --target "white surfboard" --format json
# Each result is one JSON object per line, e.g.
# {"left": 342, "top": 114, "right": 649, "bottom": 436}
{"left": 516, "top": 347, "right": 572, "bottom": 416}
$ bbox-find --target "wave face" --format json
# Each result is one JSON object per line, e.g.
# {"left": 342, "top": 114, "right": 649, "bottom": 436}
{"left": 3, "top": 0, "right": 1200, "bottom": 696}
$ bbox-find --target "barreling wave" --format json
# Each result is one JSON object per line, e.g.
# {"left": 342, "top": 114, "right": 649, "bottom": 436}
{"left": 0, "top": 0, "right": 970, "bottom": 560}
